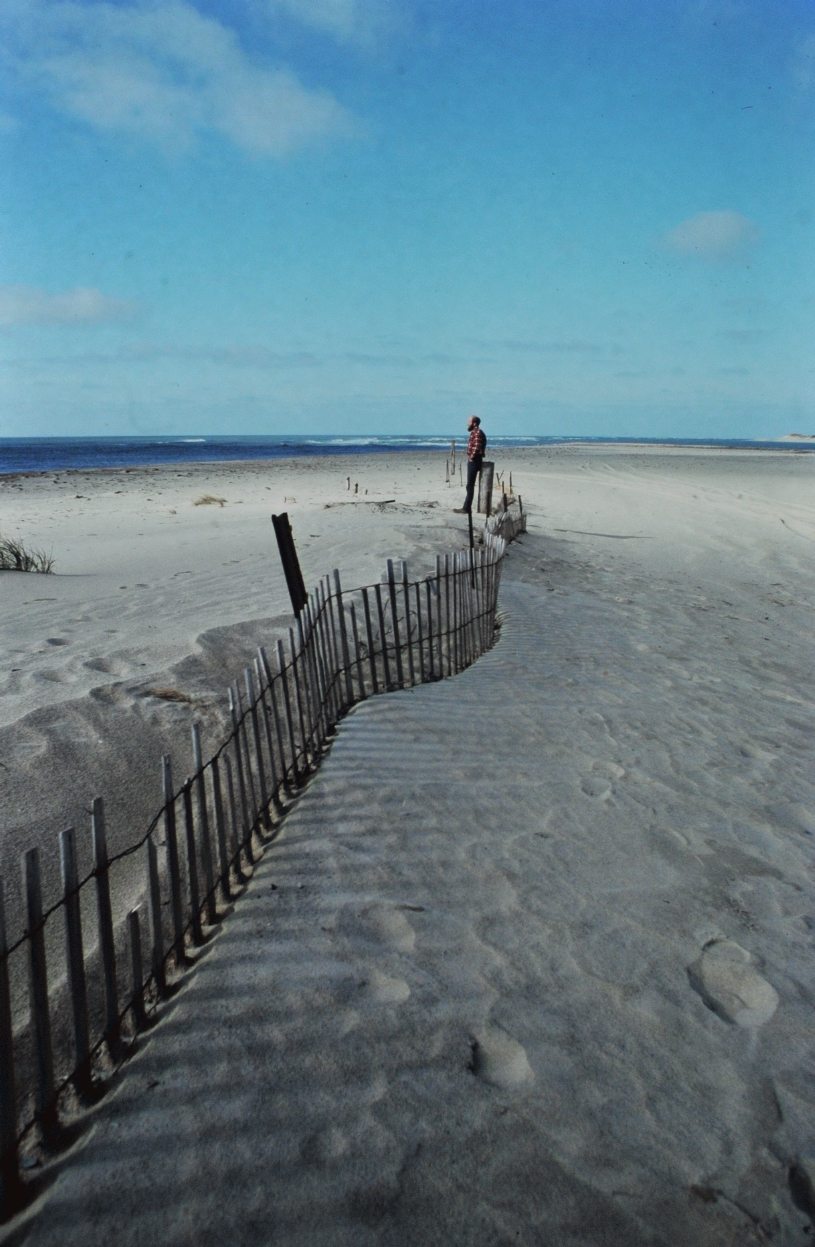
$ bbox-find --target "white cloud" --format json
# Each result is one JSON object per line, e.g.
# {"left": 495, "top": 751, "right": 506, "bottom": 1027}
{"left": 0, "top": 285, "right": 138, "bottom": 327}
{"left": 2, "top": 0, "right": 355, "bottom": 154}
{"left": 267, "top": 0, "right": 402, "bottom": 45}
{"left": 661, "top": 211, "right": 760, "bottom": 261}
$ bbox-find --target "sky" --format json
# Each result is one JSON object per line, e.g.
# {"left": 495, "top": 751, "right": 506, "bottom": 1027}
{"left": 0, "top": 0, "right": 813, "bottom": 439}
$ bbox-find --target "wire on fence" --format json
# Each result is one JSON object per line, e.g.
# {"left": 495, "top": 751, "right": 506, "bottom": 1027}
{"left": 0, "top": 512, "right": 524, "bottom": 1217}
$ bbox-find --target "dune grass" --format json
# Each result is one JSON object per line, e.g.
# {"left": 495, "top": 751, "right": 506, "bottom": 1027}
{"left": 0, "top": 535, "right": 54, "bottom": 573}
{"left": 194, "top": 494, "right": 227, "bottom": 507}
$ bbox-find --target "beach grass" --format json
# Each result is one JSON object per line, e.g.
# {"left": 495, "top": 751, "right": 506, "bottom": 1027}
{"left": 0, "top": 535, "right": 54, "bottom": 573}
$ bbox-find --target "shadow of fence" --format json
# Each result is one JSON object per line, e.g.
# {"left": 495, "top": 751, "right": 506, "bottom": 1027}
{"left": 0, "top": 506, "right": 525, "bottom": 1217}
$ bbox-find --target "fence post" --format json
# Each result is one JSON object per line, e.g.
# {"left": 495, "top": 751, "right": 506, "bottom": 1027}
{"left": 228, "top": 687, "right": 254, "bottom": 861}
{"left": 360, "top": 588, "right": 379, "bottom": 695}
{"left": 91, "top": 798, "right": 122, "bottom": 1058}
{"left": 128, "top": 908, "right": 148, "bottom": 1029}
{"left": 332, "top": 570, "right": 355, "bottom": 707}
{"left": 59, "top": 827, "right": 92, "bottom": 1098}
{"left": 223, "top": 755, "right": 247, "bottom": 877}
{"left": 182, "top": 781, "right": 203, "bottom": 946}
{"left": 374, "top": 583, "right": 392, "bottom": 690}
{"left": 232, "top": 681, "right": 259, "bottom": 824}
{"left": 209, "top": 758, "right": 233, "bottom": 900}
{"left": 287, "top": 630, "right": 310, "bottom": 771}
{"left": 254, "top": 657, "right": 285, "bottom": 813}
{"left": 244, "top": 669, "right": 271, "bottom": 826}
{"left": 23, "top": 848, "right": 57, "bottom": 1144}
{"left": 386, "top": 560, "right": 405, "bottom": 687}
{"left": 425, "top": 579, "right": 435, "bottom": 680}
{"left": 192, "top": 725, "right": 218, "bottom": 925}
{"left": 413, "top": 580, "right": 425, "bottom": 683}
{"left": 0, "top": 879, "right": 20, "bottom": 1213}
{"left": 348, "top": 601, "right": 365, "bottom": 699}
{"left": 162, "top": 758, "right": 186, "bottom": 967}
{"left": 276, "top": 640, "right": 301, "bottom": 784}
{"left": 146, "top": 834, "right": 166, "bottom": 994}
{"left": 259, "top": 647, "right": 293, "bottom": 799}
{"left": 400, "top": 561, "right": 416, "bottom": 686}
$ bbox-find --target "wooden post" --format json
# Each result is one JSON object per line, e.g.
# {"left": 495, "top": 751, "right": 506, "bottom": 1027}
{"left": 271, "top": 512, "right": 308, "bottom": 616}
{"left": 348, "top": 601, "right": 365, "bottom": 699}
{"left": 400, "top": 561, "right": 416, "bottom": 686}
{"left": 258, "top": 647, "right": 291, "bottom": 797}
{"left": 414, "top": 580, "right": 426, "bottom": 683}
{"left": 303, "top": 602, "right": 328, "bottom": 746}
{"left": 287, "top": 627, "right": 310, "bottom": 767}
{"left": 478, "top": 461, "right": 494, "bottom": 515}
{"left": 59, "top": 827, "right": 91, "bottom": 1096}
{"left": 228, "top": 686, "right": 254, "bottom": 860}
{"left": 291, "top": 624, "right": 314, "bottom": 764}
{"left": 192, "top": 725, "right": 218, "bottom": 924}
{"left": 92, "top": 798, "right": 121, "bottom": 1055}
{"left": 244, "top": 669, "right": 271, "bottom": 826}
{"left": 209, "top": 758, "right": 232, "bottom": 899}
{"left": 360, "top": 588, "right": 379, "bottom": 695}
{"left": 223, "top": 755, "right": 247, "bottom": 878}
{"left": 24, "top": 848, "right": 57, "bottom": 1141}
{"left": 332, "top": 570, "right": 355, "bottom": 708}
{"left": 232, "top": 681, "right": 259, "bottom": 825}
{"left": 386, "top": 560, "right": 405, "bottom": 687}
{"left": 128, "top": 908, "right": 148, "bottom": 1029}
{"left": 425, "top": 579, "right": 435, "bottom": 680}
{"left": 182, "top": 781, "right": 203, "bottom": 946}
{"left": 315, "top": 584, "right": 338, "bottom": 724}
{"left": 146, "top": 835, "right": 165, "bottom": 994}
{"left": 324, "top": 577, "right": 344, "bottom": 715}
{"left": 254, "top": 658, "right": 284, "bottom": 812}
{"left": 374, "top": 583, "right": 392, "bottom": 690}
{"left": 162, "top": 758, "right": 186, "bottom": 967}
{"left": 0, "top": 879, "right": 20, "bottom": 1211}
{"left": 276, "top": 639, "right": 301, "bottom": 784}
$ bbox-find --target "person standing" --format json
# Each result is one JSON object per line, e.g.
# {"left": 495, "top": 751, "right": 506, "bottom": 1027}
{"left": 454, "top": 415, "right": 487, "bottom": 513}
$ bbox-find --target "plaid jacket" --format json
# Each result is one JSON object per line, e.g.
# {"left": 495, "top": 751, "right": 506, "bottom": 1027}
{"left": 467, "top": 426, "right": 487, "bottom": 461}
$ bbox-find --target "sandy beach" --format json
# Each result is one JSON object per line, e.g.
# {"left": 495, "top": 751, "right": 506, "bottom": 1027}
{"left": 2, "top": 444, "right": 815, "bottom": 1242}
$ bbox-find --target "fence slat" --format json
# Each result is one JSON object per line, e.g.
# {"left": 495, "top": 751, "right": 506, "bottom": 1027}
{"left": 209, "top": 757, "right": 233, "bottom": 900}
{"left": 59, "top": 827, "right": 91, "bottom": 1093}
{"left": 23, "top": 848, "right": 56, "bottom": 1138}
{"left": 414, "top": 580, "right": 426, "bottom": 683}
{"left": 259, "top": 647, "right": 292, "bottom": 798}
{"left": 192, "top": 725, "right": 218, "bottom": 925}
{"left": 182, "top": 781, "right": 203, "bottom": 946}
{"left": 228, "top": 687, "right": 254, "bottom": 862}
{"left": 276, "top": 640, "right": 300, "bottom": 785}
{"left": 223, "top": 755, "right": 246, "bottom": 875}
{"left": 287, "top": 630, "right": 310, "bottom": 773}
{"left": 361, "top": 587, "right": 379, "bottom": 695}
{"left": 162, "top": 758, "right": 186, "bottom": 967}
{"left": 374, "top": 583, "right": 392, "bottom": 690}
{"left": 146, "top": 834, "right": 165, "bottom": 994}
{"left": 386, "top": 560, "right": 405, "bottom": 687}
{"left": 128, "top": 908, "right": 147, "bottom": 1028}
{"left": 232, "top": 681, "right": 259, "bottom": 826}
{"left": 254, "top": 656, "right": 284, "bottom": 812}
{"left": 349, "top": 601, "right": 365, "bottom": 699}
{"left": 0, "top": 879, "right": 20, "bottom": 1205}
{"left": 401, "top": 561, "right": 416, "bottom": 686}
{"left": 92, "top": 798, "right": 121, "bottom": 1055}
{"left": 333, "top": 570, "right": 355, "bottom": 708}
{"left": 244, "top": 669, "right": 270, "bottom": 826}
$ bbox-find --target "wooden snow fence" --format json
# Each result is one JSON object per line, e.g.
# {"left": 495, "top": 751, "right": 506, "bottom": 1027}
{"left": 0, "top": 527, "right": 516, "bottom": 1216}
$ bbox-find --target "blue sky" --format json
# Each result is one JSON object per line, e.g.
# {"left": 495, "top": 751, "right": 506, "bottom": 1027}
{"left": 1, "top": 0, "right": 813, "bottom": 438}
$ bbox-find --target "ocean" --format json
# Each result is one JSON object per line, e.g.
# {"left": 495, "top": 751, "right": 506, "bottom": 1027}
{"left": 0, "top": 435, "right": 809, "bottom": 476}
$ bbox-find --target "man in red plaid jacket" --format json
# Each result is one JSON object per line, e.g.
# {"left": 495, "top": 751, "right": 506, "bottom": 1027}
{"left": 454, "top": 415, "right": 487, "bottom": 513}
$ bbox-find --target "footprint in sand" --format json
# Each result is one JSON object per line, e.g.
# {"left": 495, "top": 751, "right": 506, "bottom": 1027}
{"left": 469, "top": 1027, "right": 535, "bottom": 1089}
{"left": 580, "top": 759, "right": 625, "bottom": 801}
{"left": 364, "top": 969, "right": 411, "bottom": 1005}
{"left": 359, "top": 903, "right": 417, "bottom": 953}
{"left": 688, "top": 939, "right": 779, "bottom": 1028}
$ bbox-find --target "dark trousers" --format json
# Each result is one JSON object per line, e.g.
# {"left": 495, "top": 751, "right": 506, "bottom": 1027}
{"left": 463, "top": 458, "right": 482, "bottom": 512}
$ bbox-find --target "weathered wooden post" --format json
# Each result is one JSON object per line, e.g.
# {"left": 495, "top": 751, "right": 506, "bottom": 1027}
{"left": 192, "top": 724, "right": 218, "bottom": 924}
{"left": 59, "top": 827, "right": 92, "bottom": 1098}
{"left": 162, "top": 759, "right": 186, "bottom": 966}
{"left": 0, "top": 880, "right": 20, "bottom": 1213}
{"left": 271, "top": 512, "right": 308, "bottom": 617}
{"left": 24, "top": 849, "right": 57, "bottom": 1144}
{"left": 92, "top": 798, "right": 121, "bottom": 1056}
{"left": 478, "top": 461, "right": 494, "bottom": 515}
